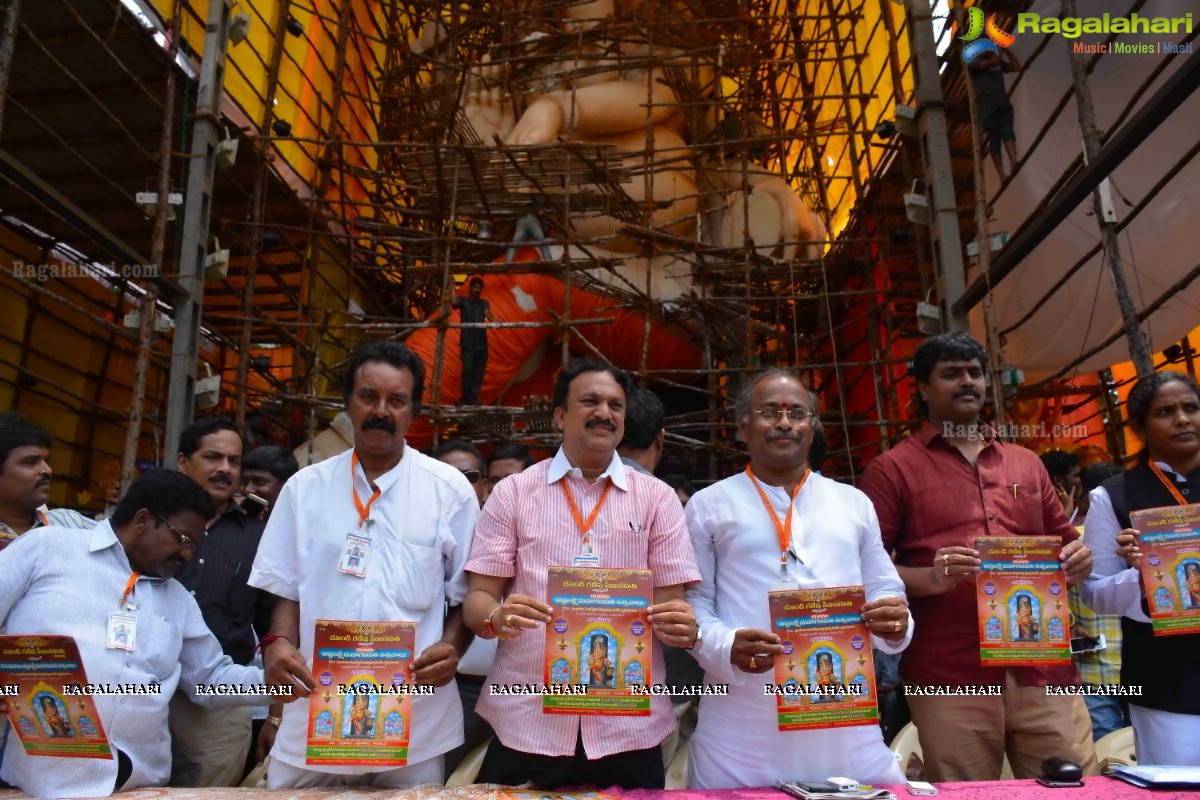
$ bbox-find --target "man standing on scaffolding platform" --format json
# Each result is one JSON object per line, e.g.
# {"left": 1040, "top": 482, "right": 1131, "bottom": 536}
{"left": 969, "top": 42, "right": 1021, "bottom": 180}
{"left": 453, "top": 276, "right": 495, "bottom": 406}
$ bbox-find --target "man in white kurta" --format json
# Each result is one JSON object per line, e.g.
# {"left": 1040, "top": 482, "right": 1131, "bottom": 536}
{"left": 685, "top": 370, "right": 912, "bottom": 788}
{"left": 249, "top": 342, "right": 478, "bottom": 787}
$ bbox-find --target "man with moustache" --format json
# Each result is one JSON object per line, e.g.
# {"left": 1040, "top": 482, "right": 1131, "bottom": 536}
{"left": 0, "top": 412, "right": 95, "bottom": 548}
{"left": 250, "top": 341, "right": 478, "bottom": 788}
{"left": 0, "top": 470, "right": 266, "bottom": 798}
{"left": 464, "top": 359, "right": 700, "bottom": 789}
{"left": 684, "top": 369, "right": 910, "bottom": 788}
{"left": 859, "top": 332, "right": 1098, "bottom": 781}
{"left": 170, "top": 416, "right": 274, "bottom": 788}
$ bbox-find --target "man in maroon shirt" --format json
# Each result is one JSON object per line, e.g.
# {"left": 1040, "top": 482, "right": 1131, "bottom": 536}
{"left": 859, "top": 332, "right": 1098, "bottom": 781}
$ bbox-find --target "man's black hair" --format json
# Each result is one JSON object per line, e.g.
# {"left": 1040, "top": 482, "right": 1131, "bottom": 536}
{"left": 489, "top": 443, "right": 536, "bottom": 469}
{"left": 242, "top": 446, "right": 300, "bottom": 484}
{"left": 468, "top": 276, "right": 484, "bottom": 289}
{"left": 552, "top": 358, "right": 633, "bottom": 412}
{"left": 0, "top": 412, "right": 52, "bottom": 474}
{"left": 1081, "top": 461, "right": 1124, "bottom": 494}
{"left": 433, "top": 438, "right": 485, "bottom": 473}
{"left": 1039, "top": 449, "right": 1080, "bottom": 482}
{"left": 178, "top": 416, "right": 243, "bottom": 459}
{"left": 111, "top": 469, "right": 215, "bottom": 525}
{"left": 910, "top": 332, "right": 988, "bottom": 385}
{"left": 808, "top": 425, "right": 827, "bottom": 472}
{"left": 341, "top": 340, "right": 427, "bottom": 415}
{"left": 619, "top": 388, "right": 665, "bottom": 451}
{"left": 1126, "top": 370, "right": 1200, "bottom": 430}
{"left": 910, "top": 332, "right": 988, "bottom": 416}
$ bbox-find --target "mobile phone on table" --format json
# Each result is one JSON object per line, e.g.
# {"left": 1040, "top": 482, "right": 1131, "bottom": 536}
{"left": 906, "top": 780, "right": 938, "bottom": 796}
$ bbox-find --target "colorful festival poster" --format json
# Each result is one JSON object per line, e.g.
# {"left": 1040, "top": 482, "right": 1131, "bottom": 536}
{"left": 768, "top": 586, "right": 879, "bottom": 731}
{"left": 544, "top": 566, "right": 653, "bottom": 716}
{"left": 306, "top": 620, "right": 416, "bottom": 766}
{"left": 974, "top": 536, "right": 1071, "bottom": 666}
{"left": 0, "top": 635, "right": 112, "bottom": 759}
{"left": 1131, "top": 504, "right": 1200, "bottom": 636}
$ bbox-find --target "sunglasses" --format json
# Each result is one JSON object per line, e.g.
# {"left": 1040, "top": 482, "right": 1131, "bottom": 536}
{"left": 460, "top": 469, "right": 486, "bottom": 485}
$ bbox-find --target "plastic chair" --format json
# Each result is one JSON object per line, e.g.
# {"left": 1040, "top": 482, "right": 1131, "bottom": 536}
{"left": 1095, "top": 726, "right": 1136, "bottom": 769}
{"left": 446, "top": 736, "right": 491, "bottom": 786}
{"left": 665, "top": 739, "right": 689, "bottom": 788}
{"left": 890, "top": 721, "right": 1014, "bottom": 780}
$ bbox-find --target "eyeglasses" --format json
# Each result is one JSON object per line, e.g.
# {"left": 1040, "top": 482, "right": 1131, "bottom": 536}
{"left": 460, "top": 469, "right": 486, "bottom": 485}
{"left": 753, "top": 406, "right": 814, "bottom": 424}
{"left": 156, "top": 515, "right": 197, "bottom": 550}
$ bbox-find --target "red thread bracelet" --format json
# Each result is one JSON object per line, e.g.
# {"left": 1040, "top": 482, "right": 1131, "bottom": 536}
{"left": 256, "top": 633, "right": 295, "bottom": 654}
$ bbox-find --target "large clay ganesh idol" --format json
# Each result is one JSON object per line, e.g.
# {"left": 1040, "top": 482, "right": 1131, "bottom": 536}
{"left": 404, "top": 0, "right": 826, "bottom": 422}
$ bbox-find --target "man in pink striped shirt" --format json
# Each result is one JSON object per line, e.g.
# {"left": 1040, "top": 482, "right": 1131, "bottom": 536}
{"left": 464, "top": 359, "right": 701, "bottom": 789}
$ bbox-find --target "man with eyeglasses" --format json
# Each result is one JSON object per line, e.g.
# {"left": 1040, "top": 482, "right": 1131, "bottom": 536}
{"left": 0, "top": 470, "right": 267, "bottom": 798}
{"left": 170, "top": 416, "right": 275, "bottom": 788}
{"left": 434, "top": 439, "right": 490, "bottom": 509}
{"left": 683, "top": 368, "right": 911, "bottom": 788}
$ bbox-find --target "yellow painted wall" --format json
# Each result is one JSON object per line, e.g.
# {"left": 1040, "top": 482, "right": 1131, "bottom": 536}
{"left": 0, "top": 228, "right": 170, "bottom": 510}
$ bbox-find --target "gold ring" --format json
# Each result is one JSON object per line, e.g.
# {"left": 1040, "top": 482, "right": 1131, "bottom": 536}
{"left": 944, "top": 566, "right": 950, "bottom": 576}
{"left": 942, "top": 553, "right": 949, "bottom": 565}
{"left": 749, "top": 656, "right": 758, "bottom": 669}
{"left": 505, "top": 614, "right": 515, "bottom": 627}
{"left": 894, "top": 620, "right": 902, "bottom": 631}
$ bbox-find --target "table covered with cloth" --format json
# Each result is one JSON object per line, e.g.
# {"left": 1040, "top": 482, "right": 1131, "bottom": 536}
{"left": 0, "top": 779, "right": 1191, "bottom": 800}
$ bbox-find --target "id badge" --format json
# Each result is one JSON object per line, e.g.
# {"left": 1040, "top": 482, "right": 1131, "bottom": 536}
{"left": 572, "top": 550, "right": 600, "bottom": 568}
{"left": 338, "top": 532, "right": 371, "bottom": 577}
{"left": 106, "top": 612, "right": 137, "bottom": 651}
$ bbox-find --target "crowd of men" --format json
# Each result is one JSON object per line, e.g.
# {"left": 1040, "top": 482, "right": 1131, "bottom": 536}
{"left": 0, "top": 330, "right": 1197, "bottom": 798}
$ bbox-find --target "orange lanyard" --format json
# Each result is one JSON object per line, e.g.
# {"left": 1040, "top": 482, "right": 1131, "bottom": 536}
{"left": 350, "top": 452, "right": 382, "bottom": 529}
{"left": 120, "top": 572, "right": 142, "bottom": 607}
{"left": 1149, "top": 461, "right": 1190, "bottom": 506}
{"left": 36, "top": 510, "right": 49, "bottom": 527}
{"left": 745, "top": 466, "right": 810, "bottom": 577}
{"left": 560, "top": 479, "right": 612, "bottom": 554}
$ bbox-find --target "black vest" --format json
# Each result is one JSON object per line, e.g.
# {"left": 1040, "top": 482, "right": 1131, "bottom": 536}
{"left": 1104, "top": 460, "right": 1200, "bottom": 714}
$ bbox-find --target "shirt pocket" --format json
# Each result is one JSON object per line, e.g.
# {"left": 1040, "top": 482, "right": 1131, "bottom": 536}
{"left": 378, "top": 540, "right": 443, "bottom": 615}
{"left": 132, "top": 613, "right": 182, "bottom": 679}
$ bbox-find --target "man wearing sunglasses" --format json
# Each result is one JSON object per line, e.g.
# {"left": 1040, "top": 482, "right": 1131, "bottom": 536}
{"left": 0, "top": 470, "right": 267, "bottom": 798}
{"left": 434, "top": 439, "right": 490, "bottom": 509}
{"left": 433, "top": 439, "right": 497, "bottom": 775}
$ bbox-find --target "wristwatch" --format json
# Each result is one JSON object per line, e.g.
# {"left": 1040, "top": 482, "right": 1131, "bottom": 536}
{"left": 266, "top": 716, "right": 282, "bottom": 728}
{"left": 686, "top": 624, "right": 703, "bottom": 651}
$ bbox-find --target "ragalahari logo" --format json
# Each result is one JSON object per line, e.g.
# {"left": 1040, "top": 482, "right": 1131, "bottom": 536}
{"left": 960, "top": 6, "right": 1016, "bottom": 63}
